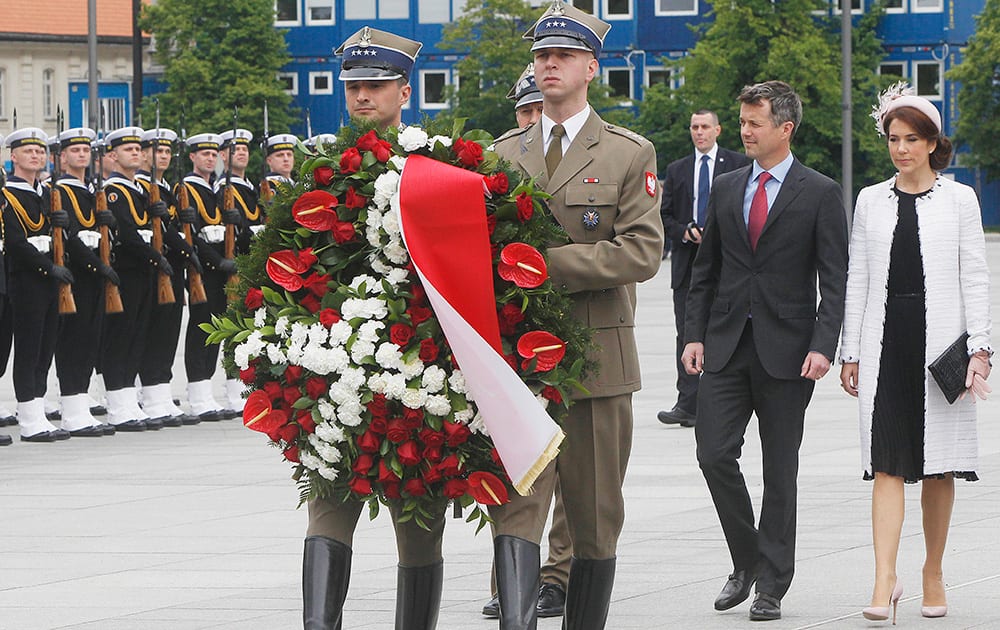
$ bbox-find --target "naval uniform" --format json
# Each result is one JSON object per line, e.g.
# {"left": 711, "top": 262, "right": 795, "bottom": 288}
{"left": 216, "top": 174, "right": 262, "bottom": 256}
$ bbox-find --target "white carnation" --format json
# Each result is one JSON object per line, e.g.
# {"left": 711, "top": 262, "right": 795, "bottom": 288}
{"left": 401, "top": 388, "right": 427, "bottom": 409}
{"left": 367, "top": 372, "right": 388, "bottom": 394}
{"left": 369, "top": 256, "right": 393, "bottom": 276}
{"left": 447, "top": 370, "right": 467, "bottom": 395}
{"left": 340, "top": 297, "right": 388, "bottom": 320}
{"left": 383, "top": 373, "right": 408, "bottom": 399}
{"left": 398, "top": 126, "right": 430, "bottom": 152}
{"left": 357, "top": 320, "right": 385, "bottom": 343}
{"left": 308, "top": 323, "right": 329, "bottom": 346}
{"left": 340, "top": 367, "right": 367, "bottom": 391}
{"left": 386, "top": 267, "right": 410, "bottom": 287}
{"left": 424, "top": 394, "right": 451, "bottom": 416}
{"left": 469, "top": 411, "right": 489, "bottom": 435}
{"left": 389, "top": 155, "right": 407, "bottom": 171}
{"left": 350, "top": 274, "right": 380, "bottom": 295}
{"left": 400, "top": 357, "right": 425, "bottom": 379}
{"left": 299, "top": 451, "right": 324, "bottom": 470}
{"left": 381, "top": 209, "right": 400, "bottom": 237}
{"left": 375, "top": 342, "right": 404, "bottom": 371}
{"left": 233, "top": 343, "right": 253, "bottom": 370}
{"left": 253, "top": 307, "right": 267, "bottom": 328}
{"left": 421, "top": 365, "right": 446, "bottom": 393}
{"left": 317, "top": 443, "right": 343, "bottom": 464}
{"left": 315, "top": 422, "right": 346, "bottom": 444}
{"left": 318, "top": 467, "right": 339, "bottom": 481}
{"left": 318, "top": 399, "right": 337, "bottom": 421}
{"left": 350, "top": 339, "right": 376, "bottom": 364}
{"left": 275, "top": 316, "right": 290, "bottom": 338}
{"left": 337, "top": 400, "right": 365, "bottom": 426}
{"left": 384, "top": 240, "right": 408, "bottom": 265}
{"left": 266, "top": 343, "right": 286, "bottom": 364}
{"left": 430, "top": 135, "right": 452, "bottom": 148}
{"left": 328, "top": 321, "right": 352, "bottom": 347}
{"left": 454, "top": 408, "right": 475, "bottom": 424}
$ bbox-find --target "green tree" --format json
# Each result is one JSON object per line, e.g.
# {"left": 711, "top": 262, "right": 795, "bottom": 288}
{"left": 948, "top": 0, "right": 1000, "bottom": 179}
{"left": 634, "top": 0, "right": 895, "bottom": 192}
{"left": 139, "top": 0, "right": 295, "bottom": 174}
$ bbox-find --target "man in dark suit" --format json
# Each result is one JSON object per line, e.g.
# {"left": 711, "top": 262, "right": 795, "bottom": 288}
{"left": 682, "top": 81, "right": 848, "bottom": 621}
{"left": 658, "top": 110, "right": 749, "bottom": 428}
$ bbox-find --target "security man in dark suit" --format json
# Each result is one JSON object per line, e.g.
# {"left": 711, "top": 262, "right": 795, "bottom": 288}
{"left": 491, "top": 4, "right": 663, "bottom": 629}
{"left": 683, "top": 81, "right": 848, "bottom": 621}
{"left": 658, "top": 110, "right": 749, "bottom": 428}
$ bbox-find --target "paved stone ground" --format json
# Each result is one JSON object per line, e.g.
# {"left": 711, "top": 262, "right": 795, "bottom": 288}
{"left": 1, "top": 242, "right": 999, "bottom": 630}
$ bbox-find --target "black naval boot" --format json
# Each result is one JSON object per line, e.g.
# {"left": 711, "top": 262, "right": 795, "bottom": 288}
{"left": 395, "top": 560, "right": 443, "bottom": 630}
{"left": 303, "top": 535, "right": 352, "bottom": 630}
{"left": 561, "top": 557, "right": 616, "bottom": 630}
{"left": 494, "top": 535, "right": 540, "bottom": 630}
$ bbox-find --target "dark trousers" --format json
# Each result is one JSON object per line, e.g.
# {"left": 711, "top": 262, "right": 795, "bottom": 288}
{"left": 10, "top": 272, "right": 59, "bottom": 402}
{"left": 55, "top": 270, "right": 104, "bottom": 395}
{"left": 672, "top": 283, "right": 699, "bottom": 413}
{"left": 100, "top": 267, "right": 154, "bottom": 390}
{"left": 0, "top": 293, "right": 12, "bottom": 377}
{"left": 185, "top": 269, "right": 226, "bottom": 382}
{"left": 140, "top": 270, "right": 185, "bottom": 387}
{"left": 694, "top": 321, "right": 814, "bottom": 599}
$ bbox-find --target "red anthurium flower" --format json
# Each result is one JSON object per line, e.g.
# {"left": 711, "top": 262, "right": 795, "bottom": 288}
{"left": 302, "top": 272, "right": 332, "bottom": 297}
{"left": 344, "top": 187, "right": 369, "bottom": 209}
{"left": 467, "top": 471, "right": 509, "bottom": 505}
{"left": 516, "top": 330, "right": 566, "bottom": 372}
{"left": 243, "top": 390, "right": 288, "bottom": 435}
{"left": 497, "top": 243, "right": 548, "bottom": 288}
{"left": 292, "top": 190, "right": 340, "bottom": 232}
{"left": 266, "top": 249, "right": 312, "bottom": 291}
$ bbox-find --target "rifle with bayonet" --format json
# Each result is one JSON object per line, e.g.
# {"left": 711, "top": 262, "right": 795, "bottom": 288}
{"left": 174, "top": 112, "right": 207, "bottom": 305}
{"left": 149, "top": 99, "right": 176, "bottom": 305}
{"left": 51, "top": 106, "right": 77, "bottom": 314}
{"left": 222, "top": 107, "right": 239, "bottom": 295}
{"left": 259, "top": 100, "right": 273, "bottom": 204}
{"left": 95, "top": 110, "right": 124, "bottom": 314}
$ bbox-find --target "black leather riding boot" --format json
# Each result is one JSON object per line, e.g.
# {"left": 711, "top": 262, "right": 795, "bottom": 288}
{"left": 494, "top": 535, "right": 540, "bottom": 630}
{"left": 561, "top": 557, "right": 616, "bottom": 630}
{"left": 395, "top": 560, "right": 443, "bottom": 630}
{"left": 303, "top": 536, "right": 352, "bottom": 630}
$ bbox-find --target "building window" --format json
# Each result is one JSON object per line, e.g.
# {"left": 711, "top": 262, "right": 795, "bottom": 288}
{"left": 420, "top": 70, "right": 449, "bottom": 109}
{"left": 571, "top": 0, "right": 595, "bottom": 13}
{"left": 278, "top": 72, "right": 298, "bottom": 95}
{"left": 656, "top": 0, "right": 697, "bottom": 16}
{"left": 832, "top": 0, "right": 862, "bottom": 14}
{"left": 420, "top": 0, "right": 465, "bottom": 22}
{"left": 912, "top": 0, "right": 942, "bottom": 12}
{"left": 310, "top": 71, "right": 333, "bottom": 95}
{"left": 884, "top": 0, "right": 904, "bottom": 12}
{"left": 645, "top": 67, "right": 672, "bottom": 88}
{"left": 345, "top": 0, "right": 375, "bottom": 19}
{"left": 82, "top": 97, "right": 127, "bottom": 130}
{"left": 380, "top": 0, "right": 408, "bottom": 18}
{"left": 43, "top": 68, "right": 55, "bottom": 120}
{"left": 605, "top": 67, "right": 633, "bottom": 101}
{"left": 604, "top": 0, "right": 631, "bottom": 19}
{"left": 878, "top": 62, "right": 906, "bottom": 79}
{"left": 305, "top": 0, "right": 334, "bottom": 24}
{"left": 275, "top": 0, "right": 300, "bottom": 25}
{"left": 914, "top": 61, "right": 942, "bottom": 99}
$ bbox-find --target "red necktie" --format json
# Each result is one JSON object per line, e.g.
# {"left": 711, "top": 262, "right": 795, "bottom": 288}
{"left": 747, "top": 172, "right": 771, "bottom": 251}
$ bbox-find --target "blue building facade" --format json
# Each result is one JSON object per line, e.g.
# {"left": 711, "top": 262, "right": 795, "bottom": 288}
{"left": 275, "top": 0, "right": 996, "bottom": 222}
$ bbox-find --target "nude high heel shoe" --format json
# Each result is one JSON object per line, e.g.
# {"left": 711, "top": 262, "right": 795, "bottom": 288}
{"left": 921, "top": 605, "right": 947, "bottom": 618}
{"left": 863, "top": 581, "right": 904, "bottom": 624}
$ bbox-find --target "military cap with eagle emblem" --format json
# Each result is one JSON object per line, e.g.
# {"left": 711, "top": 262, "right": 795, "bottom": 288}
{"left": 507, "top": 63, "right": 543, "bottom": 110}
{"left": 524, "top": 0, "right": 611, "bottom": 57}
{"left": 219, "top": 128, "right": 253, "bottom": 150}
{"left": 58, "top": 127, "right": 97, "bottom": 149}
{"left": 335, "top": 26, "right": 422, "bottom": 82}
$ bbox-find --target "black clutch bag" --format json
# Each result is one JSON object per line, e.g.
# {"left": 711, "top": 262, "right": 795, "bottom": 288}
{"left": 928, "top": 332, "right": 970, "bottom": 404}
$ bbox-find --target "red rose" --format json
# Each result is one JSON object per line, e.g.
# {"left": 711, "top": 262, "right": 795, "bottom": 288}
{"left": 407, "top": 305, "right": 433, "bottom": 325}
{"left": 468, "top": 471, "right": 510, "bottom": 505}
{"left": 390, "top": 323, "right": 415, "bottom": 347}
{"left": 402, "top": 407, "right": 424, "bottom": 430}
{"left": 423, "top": 465, "right": 443, "bottom": 484}
{"left": 355, "top": 130, "right": 380, "bottom": 152}
{"left": 484, "top": 172, "right": 509, "bottom": 195}
{"left": 344, "top": 187, "right": 369, "bottom": 209}
{"left": 541, "top": 385, "right": 563, "bottom": 405}
{"left": 298, "top": 247, "right": 319, "bottom": 268}
{"left": 443, "top": 478, "right": 468, "bottom": 499}
{"left": 358, "top": 131, "right": 392, "bottom": 163}
{"left": 244, "top": 287, "right": 264, "bottom": 310}
{"left": 313, "top": 165, "right": 334, "bottom": 186}
{"left": 319, "top": 308, "right": 342, "bottom": 329}
{"left": 367, "top": 394, "right": 389, "bottom": 418}
{"left": 498, "top": 303, "right": 526, "bottom": 336}
{"left": 386, "top": 418, "right": 409, "bottom": 444}
{"left": 263, "top": 381, "right": 283, "bottom": 402}
{"left": 283, "top": 445, "right": 300, "bottom": 463}
{"left": 419, "top": 427, "right": 445, "bottom": 448}
{"left": 397, "top": 440, "right": 422, "bottom": 466}
{"left": 516, "top": 192, "right": 534, "bottom": 223}
{"left": 296, "top": 409, "right": 317, "bottom": 434}
{"left": 305, "top": 377, "right": 328, "bottom": 401}
{"left": 284, "top": 365, "right": 302, "bottom": 385}
{"left": 409, "top": 283, "right": 426, "bottom": 305}
{"left": 404, "top": 478, "right": 427, "bottom": 497}
{"left": 423, "top": 445, "right": 443, "bottom": 463}
{"left": 352, "top": 454, "right": 374, "bottom": 475}
{"left": 418, "top": 338, "right": 439, "bottom": 363}
{"left": 303, "top": 272, "right": 332, "bottom": 297}
{"left": 443, "top": 420, "right": 471, "bottom": 447}
{"left": 349, "top": 475, "right": 373, "bottom": 496}
{"left": 300, "top": 294, "right": 321, "bottom": 314}
{"left": 283, "top": 386, "right": 301, "bottom": 407}
{"left": 378, "top": 460, "right": 400, "bottom": 483}
{"left": 372, "top": 140, "right": 392, "bottom": 163}
{"left": 383, "top": 482, "right": 402, "bottom": 499}
{"left": 292, "top": 190, "right": 339, "bottom": 232}
{"left": 356, "top": 429, "right": 381, "bottom": 453}
{"left": 239, "top": 366, "right": 256, "bottom": 384}
{"left": 277, "top": 422, "right": 300, "bottom": 443}
{"left": 369, "top": 417, "right": 388, "bottom": 434}
{"left": 454, "top": 138, "right": 484, "bottom": 167}
{"left": 486, "top": 214, "right": 498, "bottom": 237}
{"left": 340, "top": 147, "right": 362, "bottom": 174}
{"left": 437, "top": 454, "right": 462, "bottom": 477}
{"left": 331, "top": 220, "right": 356, "bottom": 244}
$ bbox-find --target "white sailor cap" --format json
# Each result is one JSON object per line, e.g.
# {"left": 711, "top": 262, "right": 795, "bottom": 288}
{"left": 304, "top": 133, "right": 338, "bottom": 150}
{"left": 335, "top": 26, "right": 422, "bottom": 81}
{"left": 141, "top": 128, "right": 178, "bottom": 148}
{"left": 5, "top": 127, "right": 50, "bottom": 149}
{"left": 219, "top": 128, "right": 254, "bottom": 149}
{"left": 186, "top": 133, "right": 222, "bottom": 152}
{"left": 507, "top": 63, "right": 543, "bottom": 110}
{"left": 58, "top": 127, "right": 97, "bottom": 149}
{"left": 266, "top": 133, "right": 298, "bottom": 155}
{"left": 106, "top": 126, "right": 144, "bottom": 149}
{"left": 524, "top": 1, "right": 611, "bottom": 57}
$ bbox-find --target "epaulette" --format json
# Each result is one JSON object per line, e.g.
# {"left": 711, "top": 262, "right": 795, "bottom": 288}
{"left": 495, "top": 124, "right": 532, "bottom": 144}
{"left": 604, "top": 124, "right": 650, "bottom": 147}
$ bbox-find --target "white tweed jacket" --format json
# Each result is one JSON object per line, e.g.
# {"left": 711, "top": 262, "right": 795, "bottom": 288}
{"left": 840, "top": 175, "right": 992, "bottom": 477}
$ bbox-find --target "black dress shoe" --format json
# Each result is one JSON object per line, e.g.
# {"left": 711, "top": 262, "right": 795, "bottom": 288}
{"left": 68, "top": 425, "right": 105, "bottom": 437}
{"left": 0, "top": 415, "right": 17, "bottom": 427}
{"left": 657, "top": 406, "right": 696, "bottom": 427}
{"left": 0, "top": 434, "right": 12, "bottom": 446}
{"left": 144, "top": 417, "right": 164, "bottom": 431}
{"left": 111, "top": 419, "right": 147, "bottom": 432}
{"left": 45, "top": 410, "right": 62, "bottom": 421}
{"left": 180, "top": 413, "right": 202, "bottom": 426}
{"left": 52, "top": 428, "right": 71, "bottom": 440}
{"left": 20, "top": 431, "right": 58, "bottom": 443}
{"left": 198, "top": 410, "right": 224, "bottom": 422}
{"left": 714, "top": 568, "right": 756, "bottom": 611}
{"left": 100, "top": 423, "right": 116, "bottom": 435}
{"left": 537, "top": 582, "right": 566, "bottom": 617}
{"left": 481, "top": 594, "right": 499, "bottom": 619}
{"left": 749, "top": 593, "right": 781, "bottom": 621}
{"left": 220, "top": 408, "right": 242, "bottom": 420}
{"left": 89, "top": 405, "right": 108, "bottom": 416}
{"left": 160, "top": 415, "right": 184, "bottom": 428}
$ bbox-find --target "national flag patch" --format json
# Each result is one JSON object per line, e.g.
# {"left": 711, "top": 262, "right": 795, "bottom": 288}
{"left": 645, "top": 172, "right": 657, "bottom": 197}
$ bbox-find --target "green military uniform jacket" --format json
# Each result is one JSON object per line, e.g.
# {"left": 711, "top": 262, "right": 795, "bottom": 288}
{"left": 494, "top": 109, "right": 664, "bottom": 399}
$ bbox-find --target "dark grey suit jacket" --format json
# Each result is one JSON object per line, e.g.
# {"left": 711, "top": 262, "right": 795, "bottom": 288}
{"left": 661, "top": 147, "right": 750, "bottom": 289}
{"left": 684, "top": 158, "right": 849, "bottom": 379}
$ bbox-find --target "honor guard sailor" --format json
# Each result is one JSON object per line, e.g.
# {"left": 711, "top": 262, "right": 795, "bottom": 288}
{"left": 2, "top": 127, "right": 74, "bottom": 442}
{"left": 304, "top": 133, "right": 337, "bottom": 152}
{"left": 263, "top": 133, "right": 298, "bottom": 187}
{"left": 0, "top": 131, "right": 15, "bottom": 444}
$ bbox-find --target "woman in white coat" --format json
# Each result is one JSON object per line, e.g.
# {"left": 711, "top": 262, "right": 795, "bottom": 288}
{"left": 839, "top": 85, "right": 992, "bottom": 623}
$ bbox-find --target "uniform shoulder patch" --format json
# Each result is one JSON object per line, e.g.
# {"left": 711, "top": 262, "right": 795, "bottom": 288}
{"left": 605, "top": 124, "right": 650, "bottom": 147}
{"left": 645, "top": 172, "right": 658, "bottom": 197}
{"left": 107, "top": 191, "right": 119, "bottom": 203}
{"left": 495, "top": 125, "right": 530, "bottom": 144}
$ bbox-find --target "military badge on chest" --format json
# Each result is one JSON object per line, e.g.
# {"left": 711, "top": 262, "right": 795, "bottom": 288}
{"left": 582, "top": 209, "right": 600, "bottom": 231}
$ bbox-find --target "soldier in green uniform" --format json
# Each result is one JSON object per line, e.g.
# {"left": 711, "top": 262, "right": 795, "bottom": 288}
{"left": 489, "top": 3, "right": 663, "bottom": 628}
